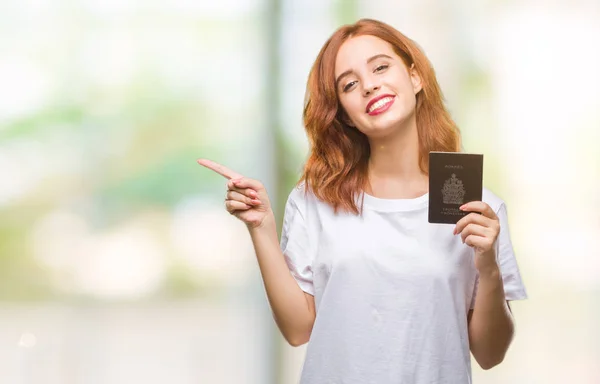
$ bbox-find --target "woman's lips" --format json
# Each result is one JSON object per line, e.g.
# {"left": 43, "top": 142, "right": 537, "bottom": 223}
{"left": 367, "top": 96, "right": 395, "bottom": 116}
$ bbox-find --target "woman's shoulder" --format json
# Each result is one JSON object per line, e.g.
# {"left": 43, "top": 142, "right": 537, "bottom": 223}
{"left": 285, "top": 181, "right": 317, "bottom": 209}
{"left": 286, "top": 180, "right": 334, "bottom": 216}
{"left": 287, "top": 181, "right": 307, "bottom": 201}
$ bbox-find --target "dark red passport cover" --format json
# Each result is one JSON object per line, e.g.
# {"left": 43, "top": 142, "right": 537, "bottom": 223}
{"left": 428, "top": 152, "right": 483, "bottom": 224}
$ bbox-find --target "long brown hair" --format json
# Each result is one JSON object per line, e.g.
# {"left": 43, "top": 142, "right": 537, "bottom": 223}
{"left": 300, "top": 18, "right": 461, "bottom": 215}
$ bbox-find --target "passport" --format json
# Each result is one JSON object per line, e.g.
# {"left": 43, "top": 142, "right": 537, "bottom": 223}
{"left": 428, "top": 152, "right": 483, "bottom": 224}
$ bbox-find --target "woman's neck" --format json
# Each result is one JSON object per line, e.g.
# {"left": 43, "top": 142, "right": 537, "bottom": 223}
{"left": 365, "top": 121, "right": 428, "bottom": 199}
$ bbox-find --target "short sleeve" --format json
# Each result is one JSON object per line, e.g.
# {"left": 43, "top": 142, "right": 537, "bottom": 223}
{"left": 470, "top": 202, "right": 527, "bottom": 309}
{"left": 280, "top": 187, "right": 315, "bottom": 296}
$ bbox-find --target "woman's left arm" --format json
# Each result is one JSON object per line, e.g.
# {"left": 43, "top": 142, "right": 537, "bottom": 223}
{"left": 454, "top": 201, "right": 515, "bottom": 370}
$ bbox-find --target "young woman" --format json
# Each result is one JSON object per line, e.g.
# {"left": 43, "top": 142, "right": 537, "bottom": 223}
{"left": 199, "top": 18, "right": 526, "bottom": 384}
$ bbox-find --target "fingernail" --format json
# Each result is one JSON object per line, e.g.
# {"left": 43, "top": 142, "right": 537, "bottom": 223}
{"left": 252, "top": 199, "right": 261, "bottom": 205}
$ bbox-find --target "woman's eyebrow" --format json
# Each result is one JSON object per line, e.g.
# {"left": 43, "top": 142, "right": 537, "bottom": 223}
{"left": 335, "top": 54, "right": 393, "bottom": 87}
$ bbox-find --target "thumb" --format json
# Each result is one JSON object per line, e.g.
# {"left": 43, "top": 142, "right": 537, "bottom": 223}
{"left": 232, "top": 177, "right": 265, "bottom": 192}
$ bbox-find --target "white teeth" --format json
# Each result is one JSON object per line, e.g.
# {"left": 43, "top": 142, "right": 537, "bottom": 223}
{"left": 368, "top": 97, "right": 394, "bottom": 113}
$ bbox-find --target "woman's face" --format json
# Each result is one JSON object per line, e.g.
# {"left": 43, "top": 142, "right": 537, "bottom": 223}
{"left": 334, "top": 35, "right": 422, "bottom": 137}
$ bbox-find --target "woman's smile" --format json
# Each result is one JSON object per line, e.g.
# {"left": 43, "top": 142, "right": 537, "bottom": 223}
{"left": 367, "top": 95, "right": 396, "bottom": 115}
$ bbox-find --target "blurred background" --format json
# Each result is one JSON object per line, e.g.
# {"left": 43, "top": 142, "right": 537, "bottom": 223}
{"left": 0, "top": 0, "right": 598, "bottom": 383}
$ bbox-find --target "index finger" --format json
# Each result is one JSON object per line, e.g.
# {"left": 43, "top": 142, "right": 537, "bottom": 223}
{"left": 197, "top": 159, "right": 243, "bottom": 180}
{"left": 459, "top": 201, "right": 497, "bottom": 220}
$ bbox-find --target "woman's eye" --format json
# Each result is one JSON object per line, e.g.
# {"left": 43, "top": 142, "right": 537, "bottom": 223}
{"left": 343, "top": 81, "right": 357, "bottom": 92}
{"left": 375, "top": 64, "right": 389, "bottom": 72}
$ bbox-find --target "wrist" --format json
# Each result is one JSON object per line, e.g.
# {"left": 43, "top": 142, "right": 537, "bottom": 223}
{"left": 477, "top": 262, "right": 501, "bottom": 281}
{"left": 248, "top": 212, "right": 276, "bottom": 233}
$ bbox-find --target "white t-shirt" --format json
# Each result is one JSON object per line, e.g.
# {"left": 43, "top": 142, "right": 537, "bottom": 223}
{"left": 280, "top": 183, "right": 527, "bottom": 384}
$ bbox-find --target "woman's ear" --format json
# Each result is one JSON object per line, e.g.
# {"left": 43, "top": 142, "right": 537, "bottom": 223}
{"left": 410, "top": 63, "right": 423, "bottom": 94}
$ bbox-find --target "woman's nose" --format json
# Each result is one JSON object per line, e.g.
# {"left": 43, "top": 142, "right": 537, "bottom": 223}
{"left": 363, "top": 83, "right": 380, "bottom": 97}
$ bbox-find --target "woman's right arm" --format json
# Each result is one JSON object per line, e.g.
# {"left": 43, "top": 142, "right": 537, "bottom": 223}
{"left": 197, "top": 159, "right": 315, "bottom": 346}
{"left": 249, "top": 216, "right": 316, "bottom": 346}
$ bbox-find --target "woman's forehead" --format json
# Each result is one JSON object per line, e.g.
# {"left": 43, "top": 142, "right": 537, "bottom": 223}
{"left": 335, "top": 35, "right": 396, "bottom": 71}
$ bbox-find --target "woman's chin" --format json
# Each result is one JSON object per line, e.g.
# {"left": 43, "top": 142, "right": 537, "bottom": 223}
{"left": 361, "top": 118, "right": 412, "bottom": 138}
